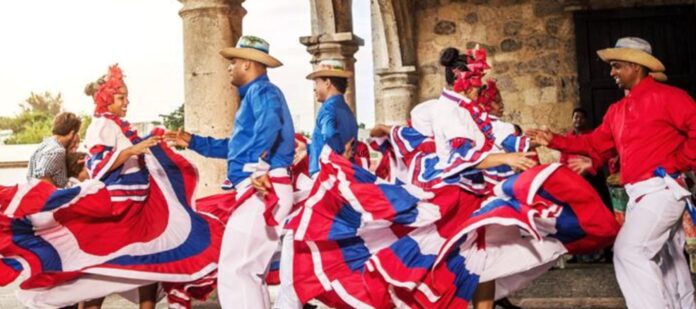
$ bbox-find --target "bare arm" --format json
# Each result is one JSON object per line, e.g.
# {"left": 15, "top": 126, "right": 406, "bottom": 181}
{"left": 475, "top": 152, "right": 538, "bottom": 171}
{"left": 106, "top": 136, "right": 162, "bottom": 173}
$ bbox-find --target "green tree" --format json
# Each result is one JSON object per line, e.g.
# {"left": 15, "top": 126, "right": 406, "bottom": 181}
{"left": 159, "top": 104, "right": 184, "bottom": 130}
{"left": 5, "top": 116, "right": 52, "bottom": 144}
{"left": 78, "top": 115, "right": 92, "bottom": 139}
{"left": 2, "top": 92, "right": 63, "bottom": 144}
{"left": 21, "top": 92, "right": 63, "bottom": 116}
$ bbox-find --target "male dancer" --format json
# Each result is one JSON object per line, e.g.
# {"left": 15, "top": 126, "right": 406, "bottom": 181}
{"left": 166, "top": 35, "right": 295, "bottom": 309}
{"left": 274, "top": 59, "right": 358, "bottom": 309}
{"left": 528, "top": 37, "right": 696, "bottom": 309}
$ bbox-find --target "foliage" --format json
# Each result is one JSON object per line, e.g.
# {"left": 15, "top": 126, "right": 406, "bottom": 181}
{"left": 159, "top": 104, "right": 184, "bottom": 130}
{"left": 1, "top": 92, "right": 64, "bottom": 144}
{"left": 4, "top": 111, "right": 53, "bottom": 144}
{"left": 78, "top": 114, "right": 92, "bottom": 139}
{"left": 21, "top": 92, "right": 63, "bottom": 116}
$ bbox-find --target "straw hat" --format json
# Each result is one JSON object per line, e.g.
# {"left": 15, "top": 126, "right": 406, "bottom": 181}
{"left": 650, "top": 72, "right": 668, "bottom": 82}
{"left": 306, "top": 59, "right": 353, "bottom": 80}
{"left": 597, "top": 37, "right": 665, "bottom": 72}
{"left": 220, "top": 35, "right": 282, "bottom": 68}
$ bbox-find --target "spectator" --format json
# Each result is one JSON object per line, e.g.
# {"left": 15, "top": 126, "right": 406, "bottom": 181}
{"left": 26, "top": 112, "right": 81, "bottom": 188}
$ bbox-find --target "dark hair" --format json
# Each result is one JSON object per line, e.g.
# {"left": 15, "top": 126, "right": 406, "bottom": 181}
{"left": 84, "top": 75, "right": 106, "bottom": 97}
{"left": 321, "top": 77, "right": 348, "bottom": 94}
{"left": 52, "top": 112, "right": 82, "bottom": 136}
{"left": 572, "top": 107, "right": 588, "bottom": 117}
{"left": 66, "top": 152, "right": 87, "bottom": 179}
{"left": 440, "top": 47, "right": 469, "bottom": 86}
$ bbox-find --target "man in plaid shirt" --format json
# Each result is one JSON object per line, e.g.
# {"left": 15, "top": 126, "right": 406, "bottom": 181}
{"left": 26, "top": 112, "right": 82, "bottom": 188}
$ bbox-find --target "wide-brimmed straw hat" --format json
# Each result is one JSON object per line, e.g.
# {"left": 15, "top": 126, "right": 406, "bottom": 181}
{"left": 306, "top": 59, "right": 353, "bottom": 80}
{"left": 597, "top": 37, "right": 665, "bottom": 72}
{"left": 220, "top": 35, "right": 282, "bottom": 68}
{"left": 650, "top": 72, "right": 668, "bottom": 82}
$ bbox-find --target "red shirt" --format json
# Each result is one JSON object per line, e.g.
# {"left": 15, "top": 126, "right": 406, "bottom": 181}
{"left": 550, "top": 76, "right": 696, "bottom": 185}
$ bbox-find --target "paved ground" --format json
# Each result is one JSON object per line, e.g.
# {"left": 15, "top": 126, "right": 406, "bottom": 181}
{"left": 2, "top": 264, "right": 692, "bottom": 308}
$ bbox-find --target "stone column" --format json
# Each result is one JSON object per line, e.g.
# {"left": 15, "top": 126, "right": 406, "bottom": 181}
{"left": 370, "top": 0, "right": 419, "bottom": 125}
{"left": 375, "top": 66, "right": 418, "bottom": 125}
{"left": 300, "top": 32, "right": 364, "bottom": 114}
{"left": 179, "top": 0, "right": 245, "bottom": 196}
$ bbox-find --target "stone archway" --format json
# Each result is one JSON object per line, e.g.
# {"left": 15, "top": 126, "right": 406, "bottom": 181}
{"left": 178, "top": 0, "right": 417, "bottom": 195}
{"left": 371, "top": 0, "right": 419, "bottom": 125}
{"left": 178, "top": 0, "right": 369, "bottom": 195}
{"left": 179, "top": 0, "right": 245, "bottom": 196}
{"left": 302, "top": 0, "right": 364, "bottom": 114}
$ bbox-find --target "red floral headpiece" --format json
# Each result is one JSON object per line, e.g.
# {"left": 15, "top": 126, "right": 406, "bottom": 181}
{"left": 93, "top": 64, "right": 126, "bottom": 115}
{"left": 478, "top": 79, "right": 499, "bottom": 111}
{"left": 453, "top": 48, "right": 490, "bottom": 93}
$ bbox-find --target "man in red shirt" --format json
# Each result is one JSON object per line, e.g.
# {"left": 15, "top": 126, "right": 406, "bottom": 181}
{"left": 528, "top": 37, "right": 696, "bottom": 309}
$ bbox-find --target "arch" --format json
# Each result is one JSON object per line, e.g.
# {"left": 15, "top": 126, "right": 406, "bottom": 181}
{"left": 371, "top": 0, "right": 419, "bottom": 124}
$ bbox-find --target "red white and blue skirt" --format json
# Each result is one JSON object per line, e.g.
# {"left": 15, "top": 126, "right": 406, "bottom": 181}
{"left": 286, "top": 147, "right": 620, "bottom": 308}
{"left": 0, "top": 143, "right": 224, "bottom": 308}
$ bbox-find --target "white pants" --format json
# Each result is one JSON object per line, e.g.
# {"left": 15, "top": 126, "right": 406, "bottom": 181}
{"left": 274, "top": 174, "right": 313, "bottom": 309}
{"left": 218, "top": 169, "right": 294, "bottom": 309}
{"left": 614, "top": 177, "right": 695, "bottom": 309}
{"left": 273, "top": 230, "right": 303, "bottom": 309}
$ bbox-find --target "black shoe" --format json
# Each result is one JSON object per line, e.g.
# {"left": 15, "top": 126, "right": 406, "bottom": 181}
{"left": 303, "top": 303, "right": 318, "bottom": 309}
{"left": 494, "top": 297, "right": 522, "bottom": 309}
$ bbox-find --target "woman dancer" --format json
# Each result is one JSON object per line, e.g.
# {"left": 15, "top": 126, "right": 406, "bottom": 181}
{"left": 286, "top": 48, "right": 619, "bottom": 308}
{"left": 0, "top": 65, "right": 224, "bottom": 309}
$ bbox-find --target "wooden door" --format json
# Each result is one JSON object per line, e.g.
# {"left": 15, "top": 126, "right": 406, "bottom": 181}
{"left": 574, "top": 5, "right": 696, "bottom": 126}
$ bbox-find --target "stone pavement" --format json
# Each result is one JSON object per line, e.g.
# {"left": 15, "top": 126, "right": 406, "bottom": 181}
{"left": 2, "top": 264, "right": 693, "bottom": 309}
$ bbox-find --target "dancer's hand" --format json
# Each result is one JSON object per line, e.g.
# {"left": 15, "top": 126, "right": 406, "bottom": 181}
{"left": 501, "top": 152, "right": 538, "bottom": 171}
{"left": 568, "top": 155, "right": 593, "bottom": 176}
{"left": 252, "top": 173, "right": 272, "bottom": 196}
{"left": 526, "top": 127, "right": 553, "bottom": 147}
{"left": 343, "top": 138, "right": 355, "bottom": 160}
{"left": 130, "top": 136, "right": 162, "bottom": 155}
{"left": 164, "top": 128, "right": 192, "bottom": 148}
{"left": 370, "top": 124, "right": 392, "bottom": 138}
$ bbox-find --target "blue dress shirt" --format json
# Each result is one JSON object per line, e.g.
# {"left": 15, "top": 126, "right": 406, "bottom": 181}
{"left": 189, "top": 74, "right": 295, "bottom": 186}
{"left": 309, "top": 94, "right": 358, "bottom": 175}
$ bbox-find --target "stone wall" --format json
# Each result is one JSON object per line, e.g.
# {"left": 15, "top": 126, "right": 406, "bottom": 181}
{"left": 415, "top": 0, "right": 579, "bottom": 134}
{"left": 413, "top": 0, "right": 694, "bottom": 130}
{"left": 412, "top": 0, "right": 694, "bottom": 161}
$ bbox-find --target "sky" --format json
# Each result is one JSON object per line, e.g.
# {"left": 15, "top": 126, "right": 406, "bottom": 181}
{"left": 0, "top": 1, "right": 375, "bottom": 133}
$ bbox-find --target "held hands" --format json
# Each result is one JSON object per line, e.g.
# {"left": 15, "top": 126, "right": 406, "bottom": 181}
{"left": 525, "top": 127, "right": 554, "bottom": 147}
{"left": 130, "top": 136, "right": 163, "bottom": 156}
{"left": 164, "top": 128, "right": 192, "bottom": 148}
{"left": 502, "top": 152, "right": 538, "bottom": 171}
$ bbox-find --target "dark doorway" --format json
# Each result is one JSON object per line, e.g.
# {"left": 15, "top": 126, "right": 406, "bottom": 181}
{"left": 574, "top": 5, "right": 696, "bottom": 126}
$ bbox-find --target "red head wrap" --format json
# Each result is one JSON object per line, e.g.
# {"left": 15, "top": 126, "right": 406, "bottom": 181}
{"left": 453, "top": 48, "right": 490, "bottom": 93}
{"left": 93, "top": 64, "right": 126, "bottom": 115}
{"left": 478, "top": 79, "right": 499, "bottom": 112}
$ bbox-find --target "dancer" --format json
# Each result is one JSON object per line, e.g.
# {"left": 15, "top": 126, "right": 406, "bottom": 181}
{"left": 165, "top": 35, "right": 295, "bottom": 309}
{"left": 274, "top": 59, "right": 358, "bottom": 309}
{"left": 287, "top": 47, "right": 619, "bottom": 308}
{"left": 528, "top": 37, "right": 696, "bottom": 309}
{"left": 0, "top": 64, "right": 224, "bottom": 309}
